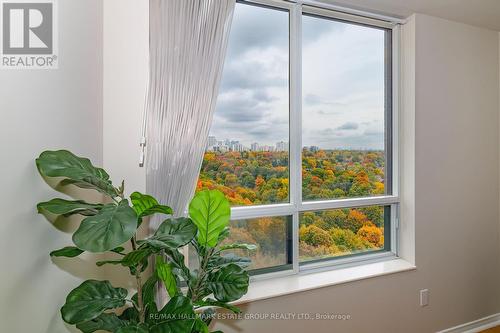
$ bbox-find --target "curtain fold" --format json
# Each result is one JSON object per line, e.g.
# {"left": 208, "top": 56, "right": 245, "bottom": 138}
{"left": 145, "top": 0, "right": 235, "bottom": 221}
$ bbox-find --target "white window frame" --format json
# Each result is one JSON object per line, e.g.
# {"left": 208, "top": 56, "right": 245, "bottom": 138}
{"left": 223, "top": 0, "right": 402, "bottom": 280}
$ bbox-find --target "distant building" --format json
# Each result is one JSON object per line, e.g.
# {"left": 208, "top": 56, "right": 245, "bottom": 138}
{"left": 213, "top": 145, "right": 229, "bottom": 153}
{"left": 259, "top": 145, "right": 275, "bottom": 152}
{"left": 230, "top": 142, "right": 244, "bottom": 152}
{"left": 276, "top": 141, "right": 288, "bottom": 152}
{"left": 208, "top": 138, "right": 289, "bottom": 153}
{"left": 309, "top": 146, "right": 320, "bottom": 152}
{"left": 208, "top": 136, "right": 217, "bottom": 147}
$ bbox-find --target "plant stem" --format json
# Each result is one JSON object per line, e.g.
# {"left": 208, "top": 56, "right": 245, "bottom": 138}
{"left": 121, "top": 183, "right": 145, "bottom": 323}
{"left": 191, "top": 247, "right": 214, "bottom": 302}
{"left": 131, "top": 237, "right": 145, "bottom": 323}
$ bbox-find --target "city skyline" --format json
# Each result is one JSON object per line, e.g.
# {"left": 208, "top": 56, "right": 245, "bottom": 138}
{"left": 206, "top": 135, "right": 384, "bottom": 152}
{"left": 207, "top": 135, "right": 289, "bottom": 152}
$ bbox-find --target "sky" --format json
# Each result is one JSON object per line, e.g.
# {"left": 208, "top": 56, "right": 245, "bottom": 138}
{"left": 208, "top": 3, "right": 387, "bottom": 150}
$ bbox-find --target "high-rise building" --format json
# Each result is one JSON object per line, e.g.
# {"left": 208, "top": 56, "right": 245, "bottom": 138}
{"left": 259, "top": 145, "right": 275, "bottom": 152}
{"left": 208, "top": 136, "right": 217, "bottom": 148}
{"left": 231, "top": 142, "right": 244, "bottom": 152}
{"left": 276, "top": 141, "right": 288, "bottom": 151}
{"left": 251, "top": 142, "right": 259, "bottom": 151}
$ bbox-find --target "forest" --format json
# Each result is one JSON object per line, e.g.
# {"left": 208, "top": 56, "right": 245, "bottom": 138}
{"left": 196, "top": 149, "right": 387, "bottom": 269}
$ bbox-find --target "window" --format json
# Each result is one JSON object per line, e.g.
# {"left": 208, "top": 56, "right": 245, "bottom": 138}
{"left": 196, "top": 0, "right": 399, "bottom": 275}
{"left": 197, "top": 2, "right": 290, "bottom": 206}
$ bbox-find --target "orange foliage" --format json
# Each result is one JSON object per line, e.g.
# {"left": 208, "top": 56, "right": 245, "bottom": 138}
{"left": 197, "top": 149, "right": 387, "bottom": 264}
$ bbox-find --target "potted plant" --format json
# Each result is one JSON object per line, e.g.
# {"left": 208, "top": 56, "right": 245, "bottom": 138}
{"left": 36, "top": 150, "right": 255, "bottom": 333}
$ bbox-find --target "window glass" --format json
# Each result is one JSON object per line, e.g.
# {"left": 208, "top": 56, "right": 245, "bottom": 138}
{"left": 299, "top": 205, "right": 389, "bottom": 263}
{"left": 302, "top": 14, "right": 389, "bottom": 201}
{"left": 197, "top": 3, "right": 290, "bottom": 206}
{"left": 221, "top": 216, "right": 292, "bottom": 271}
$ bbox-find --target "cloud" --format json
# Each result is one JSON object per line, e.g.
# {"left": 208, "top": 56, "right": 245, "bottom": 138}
{"left": 216, "top": 90, "right": 266, "bottom": 123}
{"left": 337, "top": 122, "right": 359, "bottom": 130}
{"left": 226, "top": 4, "right": 288, "bottom": 58}
{"left": 209, "top": 2, "right": 387, "bottom": 150}
{"left": 302, "top": 14, "right": 344, "bottom": 44}
{"left": 364, "top": 128, "right": 384, "bottom": 136}
{"left": 304, "top": 94, "right": 322, "bottom": 106}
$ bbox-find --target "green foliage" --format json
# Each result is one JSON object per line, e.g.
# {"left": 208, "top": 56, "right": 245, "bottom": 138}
{"left": 37, "top": 198, "right": 103, "bottom": 216}
{"left": 130, "top": 191, "right": 173, "bottom": 218}
{"left": 207, "top": 253, "right": 251, "bottom": 270}
{"left": 218, "top": 243, "right": 257, "bottom": 251}
{"left": 300, "top": 225, "right": 333, "bottom": 247}
{"left": 50, "top": 246, "right": 84, "bottom": 258}
{"left": 76, "top": 313, "right": 126, "bottom": 333}
{"left": 329, "top": 228, "right": 374, "bottom": 252}
{"left": 148, "top": 296, "right": 195, "bottom": 333}
{"left": 207, "top": 264, "right": 249, "bottom": 302}
{"left": 156, "top": 256, "right": 177, "bottom": 298}
{"left": 189, "top": 190, "right": 230, "bottom": 248}
{"left": 36, "top": 150, "right": 117, "bottom": 197}
{"left": 36, "top": 150, "right": 252, "bottom": 333}
{"left": 61, "top": 280, "right": 128, "bottom": 325}
{"left": 72, "top": 200, "right": 138, "bottom": 253}
{"left": 144, "top": 217, "right": 197, "bottom": 249}
{"left": 116, "top": 325, "right": 149, "bottom": 333}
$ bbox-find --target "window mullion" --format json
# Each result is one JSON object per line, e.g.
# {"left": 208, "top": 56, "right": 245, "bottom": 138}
{"left": 289, "top": 2, "right": 302, "bottom": 274}
{"left": 300, "top": 195, "right": 400, "bottom": 211}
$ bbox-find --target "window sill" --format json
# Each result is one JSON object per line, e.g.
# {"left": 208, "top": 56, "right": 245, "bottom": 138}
{"left": 234, "top": 258, "right": 416, "bottom": 305}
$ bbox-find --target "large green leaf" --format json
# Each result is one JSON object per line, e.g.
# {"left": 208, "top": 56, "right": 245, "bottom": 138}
{"left": 164, "top": 249, "right": 192, "bottom": 283}
{"left": 189, "top": 190, "right": 230, "bottom": 248}
{"left": 50, "top": 246, "right": 84, "bottom": 258}
{"left": 207, "top": 264, "right": 249, "bottom": 302}
{"left": 207, "top": 253, "right": 251, "bottom": 270}
{"left": 193, "top": 318, "right": 209, "bottom": 333}
{"left": 76, "top": 313, "right": 126, "bottom": 333}
{"left": 130, "top": 192, "right": 173, "bottom": 218}
{"left": 121, "top": 248, "right": 153, "bottom": 267}
{"left": 218, "top": 243, "right": 257, "bottom": 252}
{"left": 131, "top": 274, "right": 160, "bottom": 313}
{"left": 61, "top": 280, "right": 128, "bottom": 325}
{"left": 156, "top": 256, "right": 177, "bottom": 298}
{"left": 148, "top": 296, "right": 195, "bottom": 333}
{"left": 140, "top": 218, "right": 197, "bottom": 250}
{"left": 95, "top": 259, "right": 123, "bottom": 267}
{"left": 36, "top": 150, "right": 117, "bottom": 197}
{"left": 37, "top": 198, "right": 103, "bottom": 217}
{"left": 194, "top": 298, "right": 241, "bottom": 314}
{"left": 217, "top": 227, "right": 230, "bottom": 244}
{"left": 141, "top": 274, "right": 159, "bottom": 306}
{"left": 116, "top": 324, "right": 149, "bottom": 333}
{"left": 73, "top": 200, "right": 138, "bottom": 253}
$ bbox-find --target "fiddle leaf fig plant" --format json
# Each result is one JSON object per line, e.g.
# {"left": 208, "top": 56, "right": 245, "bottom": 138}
{"left": 36, "top": 150, "right": 254, "bottom": 333}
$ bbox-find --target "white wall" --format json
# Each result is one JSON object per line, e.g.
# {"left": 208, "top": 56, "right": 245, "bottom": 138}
{"left": 101, "top": 0, "right": 149, "bottom": 289}
{"left": 0, "top": 1, "right": 103, "bottom": 332}
{"left": 103, "top": 0, "right": 148, "bottom": 195}
{"left": 213, "top": 13, "right": 500, "bottom": 333}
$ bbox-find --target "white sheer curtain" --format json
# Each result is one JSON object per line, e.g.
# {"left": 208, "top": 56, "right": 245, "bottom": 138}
{"left": 145, "top": 0, "right": 235, "bottom": 219}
